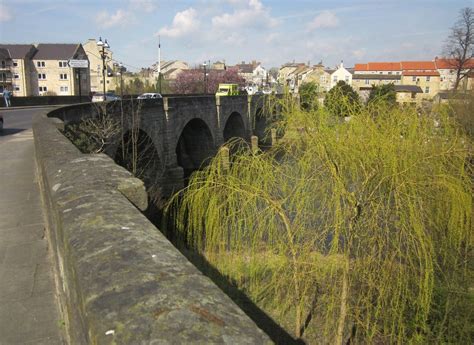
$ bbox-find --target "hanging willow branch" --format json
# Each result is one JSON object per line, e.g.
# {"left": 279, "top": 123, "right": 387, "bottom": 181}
{"left": 165, "top": 96, "right": 472, "bottom": 344}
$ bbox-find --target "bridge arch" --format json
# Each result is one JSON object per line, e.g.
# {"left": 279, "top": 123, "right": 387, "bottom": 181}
{"left": 114, "top": 129, "right": 164, "bottom": 203}
{"left": 223, "top": 111, "right": 246, "bottom": 142}
{"left": 176, "top": 118, "right": 216, "bottom": 178}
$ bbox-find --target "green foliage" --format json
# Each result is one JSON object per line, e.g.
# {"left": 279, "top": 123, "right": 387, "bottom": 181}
{"left": 324, "top": 80, "right": 360, "bottom": 117}
{"left": 298, "top": 81, "right": 320, "bottom": 111}
{"left": 368, "top": 83, "right": 397, "bottom": 106}
{"left": 166, "top": 98, "right": 472, "bottom": 343}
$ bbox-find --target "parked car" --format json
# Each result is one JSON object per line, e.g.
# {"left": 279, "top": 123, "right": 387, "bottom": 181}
{"left": 137, "top": 93, "right": 162, "bottom": 99}
{"left": 91, "top": 93, "right": 121, "bottom": 102}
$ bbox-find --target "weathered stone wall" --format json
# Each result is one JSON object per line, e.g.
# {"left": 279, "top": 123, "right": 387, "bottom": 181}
{"left": 33, "top": 109, "right": 272, "bottom": 344}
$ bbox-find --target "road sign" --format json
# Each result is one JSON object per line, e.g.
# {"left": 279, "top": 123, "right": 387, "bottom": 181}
{"left": 68, "top": 59, "right": 89, "bottom": 68}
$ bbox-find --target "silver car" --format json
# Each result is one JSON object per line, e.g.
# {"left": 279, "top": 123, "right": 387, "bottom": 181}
{"left": 137, "top": 93, "right": 162, "bottom": 100}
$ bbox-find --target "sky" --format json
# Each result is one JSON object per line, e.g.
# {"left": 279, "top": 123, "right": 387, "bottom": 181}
{"left": 0, "top": 0, "right": 473, "bottom": 72}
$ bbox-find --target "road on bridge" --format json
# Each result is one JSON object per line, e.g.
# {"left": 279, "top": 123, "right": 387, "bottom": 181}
{"left": 0, "top": 107, "right": 64, "bottom": 344}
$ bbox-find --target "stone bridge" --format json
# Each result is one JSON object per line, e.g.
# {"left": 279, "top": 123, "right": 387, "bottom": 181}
{"left": 52, "top": 95, "right": 271, "bottom": 196}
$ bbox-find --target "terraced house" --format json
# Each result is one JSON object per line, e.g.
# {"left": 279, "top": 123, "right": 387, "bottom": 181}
{"left": 0, "top": 43, "right": 90, "bottom": 96}
{"left": 353, "top": 59, "right": 473, "bottom": 103}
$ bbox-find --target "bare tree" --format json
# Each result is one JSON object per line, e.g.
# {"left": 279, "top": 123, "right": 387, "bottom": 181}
{"left": 444, "top": 7, "right": 474, "bottom": 90}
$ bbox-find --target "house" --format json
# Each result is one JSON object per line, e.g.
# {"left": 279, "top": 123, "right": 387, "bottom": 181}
{"left": 212, "top": 61, "right": 226, "bottom": 70}
{"left": 0, "top": 44, "right": 37, "bottom": 96}
{"left": 353, "top": 60, "right": 443, "bottom": 101}
{"left": 278, "top": 62, "right": 306, "bottom": 86}
{"left": 298, "top": 63, "right": 333, "bottom": 93}
{"left": 353, "top": 62, "right": 402, "bottom": 93}
{"left": 401, "top": 70, "right": 440, "bottom": 100}
{"left": 235, "top": 60, "right": 267, "bottom": 86}
{"left": 152, "top": 60, "right": 189, "bottom": 80}
{"left": 32, "top": 44, "right": 90, "bottom": 96}
{"left": 434, "top": 57, "right": 474, "bottom": 91}
{"left": 394, "top": 85, "right": 423, "bottom": 104}
{"left": 83, "top": 39, "right": 115, "bottom": 93}
{"left": 330, "top": 62, "right": 352, "bottom": 89}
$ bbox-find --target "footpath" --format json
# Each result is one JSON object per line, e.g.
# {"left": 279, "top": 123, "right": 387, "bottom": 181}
{"left": 0, "top": 109, "right": 64, "bottom": 344}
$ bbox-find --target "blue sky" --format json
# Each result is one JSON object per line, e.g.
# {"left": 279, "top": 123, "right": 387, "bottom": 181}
{"left": 0, "top": 0, "right": 472, "bottom": 71}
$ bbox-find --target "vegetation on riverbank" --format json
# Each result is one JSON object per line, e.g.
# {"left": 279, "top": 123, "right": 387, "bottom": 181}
{"left": 166, "top": 94, "right": 473, "bottom": 344}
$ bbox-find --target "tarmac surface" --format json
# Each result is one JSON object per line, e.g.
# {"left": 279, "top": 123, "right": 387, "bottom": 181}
{"left": 0, "top": 107, "right": 64, "bottom": 344}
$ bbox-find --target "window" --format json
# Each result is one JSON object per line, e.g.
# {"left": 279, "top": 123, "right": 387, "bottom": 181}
{"left": 39, "top": 86, "right": 48, "bottom": 92}
{"left": 59, "top": 73, "right": 68, "bottom": 80}
{"left": 426, "top": 76, "right": 430, "bottom": 82}
{"left": 1, "top": 60, "right": 5, "bottom": 68}
{"left": 365, "top": 79, "right": 370, "bottom": 85}
{"left": 412, "top": 76, "right": 416, "bottom": 82}
{"left": 345, "top": 76, "right": 350, "bottom": 82}
{"left": 38, "top": 73, "right": 46, "bottom": 80}
{"left": 388, "top": 71, "right": 392, "bottom": 75}
{"left": 425, "top": 86, "right": 430, "bottom": 93}
{"left": 14, "top": 74, "right": 20, "bottom": 79}
{"left": 60, "top": 86, "right": 69, "bottom": 92}
{"left": 37, "top": 61, "right": 45, "bottom": 67}
{"left": 14, "top": 86, "right": 20, "bottom": 91}
{"left": 333, "top": 76, "right": 338, "bottom": 82}
{"left": 13, "top": 61, "right": 18, "bottom": 67}
{"left": 59, "top": 61, "right": 68, "bottom": 68}
{"left": 411, "top": 92, "right": 416, "bottom": 99}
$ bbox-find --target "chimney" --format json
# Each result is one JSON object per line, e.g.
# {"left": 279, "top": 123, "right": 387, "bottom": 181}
{"left": 340, "top": 60, "right": 344, "bottom": 68}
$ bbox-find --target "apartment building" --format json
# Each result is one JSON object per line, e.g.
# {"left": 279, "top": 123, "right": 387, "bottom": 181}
{"left": 401, "top": 71, "right": 440, "bottom": 99}
{"left": 83, "top": 39, "right": 115, "bottom": 93}
{"left": 0, "top": 43, "right": 90, "bottom": 96}
{"left": 0, "top": 44, "right": 37, "bottom": 96}
{"left": 31, "top": 44, "right": 90, "bottom": 96}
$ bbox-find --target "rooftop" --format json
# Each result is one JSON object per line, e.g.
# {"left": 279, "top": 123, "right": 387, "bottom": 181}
{"left": 34, "top": 44, "right": 81, "bottom": 60}
{"left": 0, "top": 44, "right": 36, "bottom": 59}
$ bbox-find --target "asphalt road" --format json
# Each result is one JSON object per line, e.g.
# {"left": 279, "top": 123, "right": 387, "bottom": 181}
{"left": 0, "top": 106, "right": 64, "bottom": 344}
{"left": 0, "top": 107, "right": 48, "bottom": 141}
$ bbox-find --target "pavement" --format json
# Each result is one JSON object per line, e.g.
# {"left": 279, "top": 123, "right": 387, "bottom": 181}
{"left": 0, "top": 108, "right": 64, "bottom": 344}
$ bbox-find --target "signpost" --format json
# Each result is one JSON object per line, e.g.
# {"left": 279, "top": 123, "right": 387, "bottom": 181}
{"left": 68, "top": 60, "right": 89, "bottom": 102}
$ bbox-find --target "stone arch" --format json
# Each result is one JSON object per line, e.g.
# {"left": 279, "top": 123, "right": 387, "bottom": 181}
{"left": 176, "top": 118, "right": 215, "bottom": 178}
{"left": 223, "top": 111, "right": 246, "bottom": 142}
{"left": 114, "top": 129, "right": 163, "bottom": 197}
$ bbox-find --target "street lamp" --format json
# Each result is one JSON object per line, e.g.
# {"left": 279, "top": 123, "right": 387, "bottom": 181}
{"left": 202, "top": 61, "right": 207, "bottom": 94}
{"left": 97, "top": 37, "right": 110, "bottom": 102}
{"left": 117, "top": 62, "right": 124, "bottom": 99}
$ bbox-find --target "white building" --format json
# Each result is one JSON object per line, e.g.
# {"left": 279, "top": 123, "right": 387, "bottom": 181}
{"left": 330, "top": 62, "right": 353, "bottom": 89}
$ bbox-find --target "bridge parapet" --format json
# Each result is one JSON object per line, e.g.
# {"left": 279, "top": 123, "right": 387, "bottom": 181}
{"left": 33, "top": 109, "right": 272, "bottom": 344}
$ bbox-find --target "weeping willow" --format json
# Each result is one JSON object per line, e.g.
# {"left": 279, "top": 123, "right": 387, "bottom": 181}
{"left": 165, "top": 95, "right": 472, "bottom": 344}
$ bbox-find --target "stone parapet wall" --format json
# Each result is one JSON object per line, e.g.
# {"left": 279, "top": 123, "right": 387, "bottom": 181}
{"left": 33, "top": 109, "right": 271, "bottom": 344}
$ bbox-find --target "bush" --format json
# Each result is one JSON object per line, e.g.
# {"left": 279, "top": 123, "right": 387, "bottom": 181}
{"left": 324, "top": 80, "right": 360, "bottom": 117}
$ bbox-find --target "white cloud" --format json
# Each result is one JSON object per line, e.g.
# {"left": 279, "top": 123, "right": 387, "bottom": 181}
{"left": 0, "top": 4, "right": 12, "bottom": 22}
{"left": 307, "top": 11, "right": 339, "bottom": 30}
{"left": 96, "top": 9, "right": 129, "bottom": 28}
{"left": 157, "top": 8, "right": 199, "bottom": 38}
{"left": 129, "top": 0, "right": 156, "bottom": 13}
{"left": 212, "top": 0, "right": 278, "bottom": 30}
{"left": 352, "top": 49, "right": 366, "bottom": 59}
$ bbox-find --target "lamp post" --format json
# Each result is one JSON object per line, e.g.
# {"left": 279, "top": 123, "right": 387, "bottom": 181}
{"left": 202, "top": 61, "right": 207, "bottom": 94}
{"left": 118, "top": 62, "right": 124, "bottom": 99}
{"left": 97, "top": 37, "right": 110, "bottom": 102}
